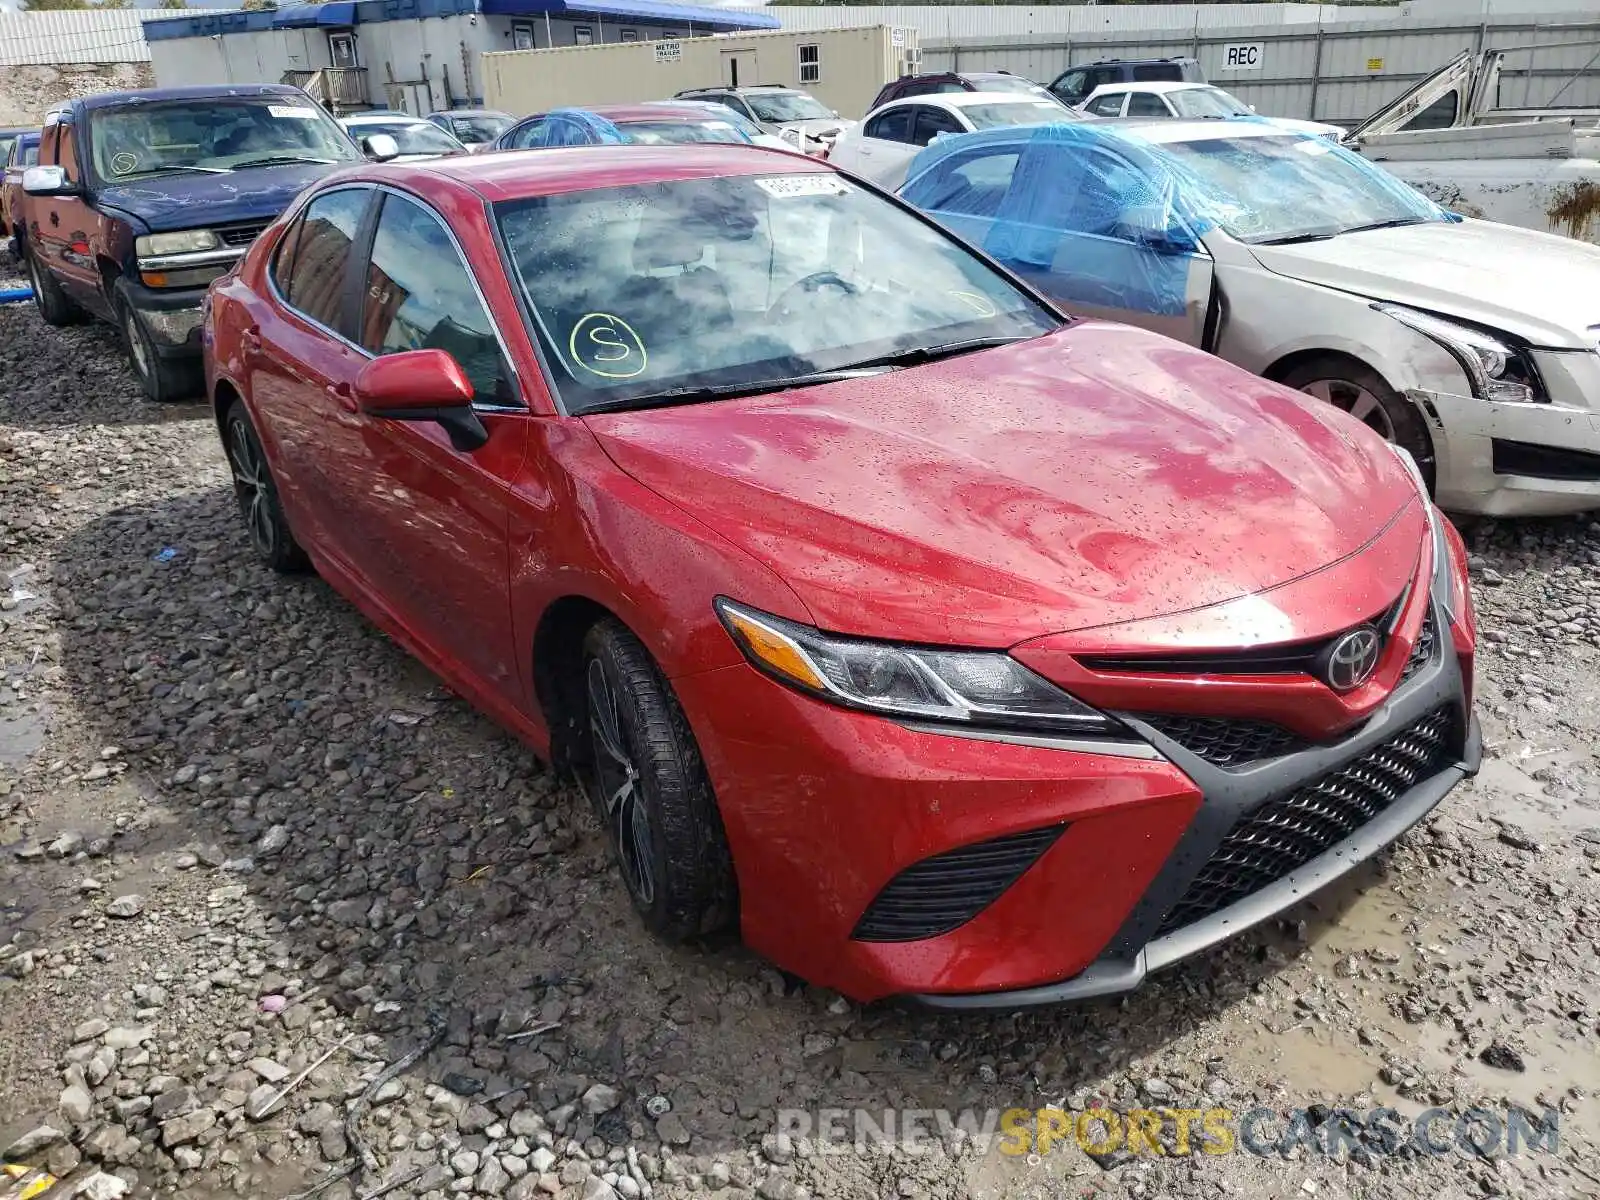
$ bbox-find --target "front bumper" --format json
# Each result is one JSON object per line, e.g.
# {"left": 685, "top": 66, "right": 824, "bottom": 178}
{"left": 1421, "top": 348, "right": 1600, "bottom": 516}
{"left": 675, "top": 582, "right": 1476, "bottom": 1005}
{"left": 123, "top": 278, "right": 209, "bottom": 359}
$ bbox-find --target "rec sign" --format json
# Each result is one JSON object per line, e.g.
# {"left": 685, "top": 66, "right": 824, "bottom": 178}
{"left": 1221, "top": 43, "right": 1264, "bottom": 71}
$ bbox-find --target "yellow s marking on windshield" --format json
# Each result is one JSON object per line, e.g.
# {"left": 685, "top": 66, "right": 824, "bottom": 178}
{"left": 570, "top": 312, "right": 648, "bottom": 379}
{"left": 949, "top": 291, "right": 998, "bottom": 318}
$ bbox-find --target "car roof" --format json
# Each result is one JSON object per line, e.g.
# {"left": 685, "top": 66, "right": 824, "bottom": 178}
{"left": 431, "top": 108, "right": 510, "bottom": 117}
{"left": 74, "top": 84, "right": 307, "bottom": 112}
{"left": 1088, "top": 82, "right": 1219, "bottom": 97}
{"left": 1111, "top": 118, "right": 1287, "bottom": 144}
{"left": 876, "top": 91, "right": 1064, "bottom": 114}
{"left": 369, "top": 143, "right": 833, "bottom": 203}
{"left": 342, "top": 113, "right": 432, "bottom": 124}
{"left": 581, "top": 102, "right": 733, "bottom": 123}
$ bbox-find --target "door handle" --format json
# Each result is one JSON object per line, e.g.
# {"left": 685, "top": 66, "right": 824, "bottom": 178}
{"left": 327, "top": 381, "right": 357, "bottom": 413}
{"left": 48, "top": 211, "right": 59, "bottom": 226}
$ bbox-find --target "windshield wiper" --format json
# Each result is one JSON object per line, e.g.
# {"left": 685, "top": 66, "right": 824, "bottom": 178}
{"left": 580, "top": 369, "right": 875, "bottom": 414}
{"left": 1337, "top": 217, "right": 1432, "bottom": 235}
{"left": 115, "top": 165, "right": 231, "bottom": 179}
{"left": 1258, "top": 216, "right": 1431, "bottom": 246}
{"left": 230, "top": 156, "right": 343, "bottom": 170}
{"left": 837, "top": 335, "right": 1031, "bottom": 371}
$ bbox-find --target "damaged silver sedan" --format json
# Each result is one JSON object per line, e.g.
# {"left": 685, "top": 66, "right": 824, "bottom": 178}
{"left": 900, "top": 118, "right": 1600, "bottom": 517}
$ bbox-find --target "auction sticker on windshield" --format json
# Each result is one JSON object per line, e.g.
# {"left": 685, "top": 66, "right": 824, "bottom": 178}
{"left": 755, "top": 175, "right": 851, "bottom": 199}
{"left": 269, "top": 105, "right": 320, "bottom": 119}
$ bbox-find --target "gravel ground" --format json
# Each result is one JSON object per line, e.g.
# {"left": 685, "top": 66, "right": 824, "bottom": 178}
{"left": 1, "top": 242, "right": 1598, "bottom": 1200}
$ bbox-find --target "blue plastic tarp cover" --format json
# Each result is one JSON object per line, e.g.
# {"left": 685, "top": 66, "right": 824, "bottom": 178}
{"left": 522, "top": 109, "right": 630, "bottom": 148}
{"left": 899, "top": 119, "right": 1453, "bottom": 318}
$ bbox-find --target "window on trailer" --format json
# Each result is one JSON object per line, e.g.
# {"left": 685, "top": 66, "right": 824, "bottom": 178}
{"left": 512, "top": 21, "right": 535, "bottom": 49}
{"left": 574, "top": 26, "right": 593, "bottom": 44}
{"left": 799, "top": 44, "right": 820, "bottom": 85}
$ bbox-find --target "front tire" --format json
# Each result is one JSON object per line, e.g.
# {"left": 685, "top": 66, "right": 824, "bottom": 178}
{"left": 26, "top": 248, "right": 84, "bottom": 328}
{"left": 580, "top": 619, "right": 736, "bottom": 941}
{"left": 114, "top": 284, "right": 201, "bottom": 403}
{"left": 1279, "top": 355, "right": 1436, "bottom": 492}
{"left": 222, "top": 401, "right": 309, "bottom": 574}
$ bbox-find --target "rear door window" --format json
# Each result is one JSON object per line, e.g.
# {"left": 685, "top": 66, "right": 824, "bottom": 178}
{"left": 279, "top": 187, "right": 370, "bottom": 335}
{"left": 864, "top": 108, "right": 914, "bottom": 143}
{"left": 912, "top": 106, "right": 964, "bottom": 147}
{"left": 1086, "top": 94, "right": 1127, "bottom": 118}
{"left": 1125, "top": 92, "right": 1171, "bottom": 117}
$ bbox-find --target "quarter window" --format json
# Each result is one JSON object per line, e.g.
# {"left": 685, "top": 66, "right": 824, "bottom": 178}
{"left": 279, "top": 188, "right": 369, "bottom": 333}
{"left": 359, "top": 193, "right": 513, "bottom": 405}
{"left": 912, "top": 106, "right": 963, "bottom": 147}
{"left": 863, "top": 108, "right": 913, "bottom": 143}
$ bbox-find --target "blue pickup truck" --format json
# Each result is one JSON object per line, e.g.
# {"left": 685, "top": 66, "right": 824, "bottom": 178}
{"left": 18, "top": 85, "right": 369, "bottom": 401}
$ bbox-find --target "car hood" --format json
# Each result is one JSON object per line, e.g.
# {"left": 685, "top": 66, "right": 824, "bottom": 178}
{"left": 585, "top": 323, "right": 1419, "bottom": 647}
{"left": 95, "top": 161, "right": 349, "bottom": 233}
{"left": 1248, "top": 218, "right": 1600, "bottom": 347}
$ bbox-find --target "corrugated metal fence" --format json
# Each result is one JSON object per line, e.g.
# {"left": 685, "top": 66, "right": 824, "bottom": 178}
{"left": 0, "top": 10, "right": 153, "bottom": 65}
{"left": 916, "top": 10, "right": 1600, "bottom": 124}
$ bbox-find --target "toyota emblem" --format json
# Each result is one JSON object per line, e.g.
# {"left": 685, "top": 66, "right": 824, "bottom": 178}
{"left": 1318, "top": 626, "right": 1382, "bottom": 692}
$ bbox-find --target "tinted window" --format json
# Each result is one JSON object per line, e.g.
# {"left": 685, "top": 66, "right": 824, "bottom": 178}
{"left": 912, "top": 107, "right": 964, "bottom": 146}
{"left": 864, "top": 108, "right": 913, "bottom": 142}
{"left": 360, "top": 193, "right": 510, "bottom": 404}
{"left": 281, "top": 188, "right": 369, "bottom": 332}
{"left": 1086, "top": 94, "right": 1125, "bottom": 117}
{"left": 1052, "top": 69, "right": 1089, "bottom": 104}
{"left": 1125, "top": 92, "right": 1170, "bottom": 117}
{"left": 1132, "top": 63, "right": 1184, "bottom": 83}
{"left": 1407, "top": 91, "right": 1459, "bottom": 132}
{"left": 902, "top": 150, "right": 1020, "bottom": 219}
{"left": 509, "top": 118, "right": 550, "bottom": 149}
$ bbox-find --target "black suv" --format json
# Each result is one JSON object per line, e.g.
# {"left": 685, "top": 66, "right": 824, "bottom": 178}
{"left": 868, "top": 71, "right": 1055, "bottom": 112}
{"left": 1046, "top": 57, "right": 1205, "bottom": 108}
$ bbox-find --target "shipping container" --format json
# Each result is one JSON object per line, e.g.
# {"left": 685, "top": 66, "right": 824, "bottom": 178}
{"left": 483, "top": 25, "right": 920, "bottom": 121}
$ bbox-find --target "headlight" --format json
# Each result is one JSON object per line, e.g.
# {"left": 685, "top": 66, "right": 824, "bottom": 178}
{"left": 1377, "top": 304, "right": 1542, "bottom": 403}
{"left": 135, "top": 229, "right": 221, "bottom": 258}
{"left": 1386, "top": 441, "right": 1462, "bottom": 626}
{"left": 715, "top": 598, "right": 1119, "bottom": 735}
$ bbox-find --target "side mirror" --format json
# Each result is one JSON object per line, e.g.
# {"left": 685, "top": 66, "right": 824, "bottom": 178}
{"left": 22, "top": 165, "right": 76, "bottom": 197}
{"left": 1248, "top": 104, "right": 1258, "bottom": 113}
{"left": 360, "top": 133, "right": 401, "bottom": 162}
{"left": 355, "top": 349, "right": 488, "bottom": 451}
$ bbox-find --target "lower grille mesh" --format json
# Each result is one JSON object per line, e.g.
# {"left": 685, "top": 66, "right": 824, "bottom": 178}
{"left": 1153, "top": 707, "right": 1456, "bottom": 937}
{"left": 1141, "top": 715, "right": 1306, "bottom": 769}
{"left": 852, "top": 824, "right": 1066, "bottom": 942}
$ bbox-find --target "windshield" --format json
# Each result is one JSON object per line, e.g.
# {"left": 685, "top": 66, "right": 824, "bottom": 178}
{"left": 447, "top": 113, "right": 511, "bottom": 143}
{"left": 351, "top": 119, "right": 462, "bottom": 155}
{"left": 619, "top": 119, "right": 753, "bottom": 146}
{"left": 1157, "top": 133, "right": 1446, "bottom": 243}
{"left": 496, "top": 173, "right": 1057, "bottom": 414}
{"left": 1167, "top": 88, "right": 1250, "bottom": 119}
{"left": 745, "top": 92, "right": 834, "bottom": 123}
{"left": 961, "top": 100, "right": 1072, "bottom": 130}
{"left": 88, "top": 98, "right": 358, "bottom": 181}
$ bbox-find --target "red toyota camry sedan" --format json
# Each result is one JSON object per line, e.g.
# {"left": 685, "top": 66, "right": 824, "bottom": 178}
{"left": 202, "top": 146, "right": 1479, "bottom": 1007}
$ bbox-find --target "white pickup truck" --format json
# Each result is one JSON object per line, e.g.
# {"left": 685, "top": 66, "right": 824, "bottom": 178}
{"left": 1346, "top": 47, "right": 1600, "bottom": 245}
